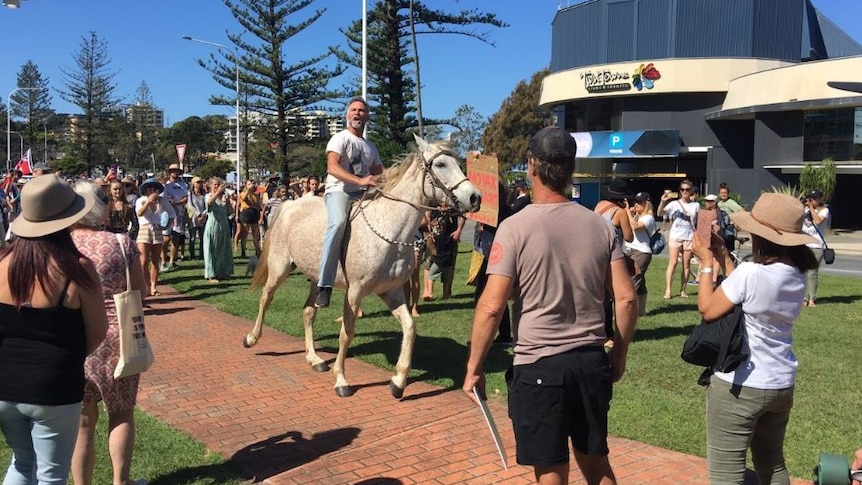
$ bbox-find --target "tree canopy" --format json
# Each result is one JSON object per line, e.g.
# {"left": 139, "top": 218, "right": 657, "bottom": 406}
{"left": 483, "top": 68, "right": 552, "bottom": 172}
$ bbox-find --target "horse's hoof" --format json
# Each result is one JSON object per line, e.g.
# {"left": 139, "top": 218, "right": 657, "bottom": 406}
{"left": 242, "top": 335, "right": 256, "bottom": 348}
{"left": 389, "top": 381, "right": 405, "bottom": 399}
{"left": 312, "top": 362, "right": 330, "bottom": 373}
{"left": 334, "top": 386, "right": 354, "bottom": 398}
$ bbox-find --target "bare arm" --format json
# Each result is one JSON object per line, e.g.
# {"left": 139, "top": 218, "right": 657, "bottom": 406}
{"left": 616, "top": 206, "right": 634, "bottom": 242}
{"left": 463, "top": 274, "right": 512, "bottom": 403}
{"left": 608, "top": 257, "right": 637, "bottom": 382}
{"left": 692, "top": 236, "right": 736, "bottom": 320}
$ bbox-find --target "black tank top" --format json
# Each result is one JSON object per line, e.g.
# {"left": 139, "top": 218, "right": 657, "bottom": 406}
{"left": 0, "top": 280, "right": 87, "bottom": 405}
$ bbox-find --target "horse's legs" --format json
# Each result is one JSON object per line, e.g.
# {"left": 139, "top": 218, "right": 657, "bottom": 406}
{"left": 243, "top": 261, "right": 293, "bottom": 348}
{"left": 302, "top": 286, "right": 328, "bottom": 372}
{"left": 332, "top": 290, "right": 361, "bottom": 397}
{"left": 379, "top": 288, "right": 415, "bottom": 399}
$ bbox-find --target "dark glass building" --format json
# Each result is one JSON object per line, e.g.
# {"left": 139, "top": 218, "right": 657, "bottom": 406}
{"left": 541, "top": 0, "right": 862, "bottom": 228}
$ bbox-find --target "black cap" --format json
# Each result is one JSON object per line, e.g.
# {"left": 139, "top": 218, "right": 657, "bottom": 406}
{"left": 528, "top": 126, "right": 577, "bottom": 163}
{"left": 634, "top": 191, "right": 651, "bottom": 204}
{"left": 601, "top": 179, "right": 634, "bottom": 201}
{"left": 808, "top": 189, "right": 823, "bottom": 199}
{"left": 514, "top": 179, "right": 527, "bottom": 189}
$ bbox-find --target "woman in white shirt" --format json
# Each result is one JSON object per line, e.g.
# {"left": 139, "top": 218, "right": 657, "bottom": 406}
{"left": 656, "top": 180, "right": 699, "bottom": 299}
{"left": 624, "top": 192, "right": 656, "bottom": 316}
{"left": 134, "top": 178, "right": 174, "bottom": 297}
{"left": 692, "top": 193, "right": 819, "bottom": 484}
{"left": 800, "top": 189, "right": 830, "bottom": 306}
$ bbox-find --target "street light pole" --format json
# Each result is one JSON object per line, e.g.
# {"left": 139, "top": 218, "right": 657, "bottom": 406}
{"left": 182, "top": 36, "right": 241, "bottom": 186}
{"left": 6, "top": 86, "right": 37, "bottom": 172}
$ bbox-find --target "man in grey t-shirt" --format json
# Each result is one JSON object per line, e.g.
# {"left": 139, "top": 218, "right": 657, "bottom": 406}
{"left": 463, "top": 126, "right": 637, "bottom": 485}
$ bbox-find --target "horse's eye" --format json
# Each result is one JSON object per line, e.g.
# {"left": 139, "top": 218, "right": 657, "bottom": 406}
{"left": 434, "top": 162, "right": 446, "bottom": 169}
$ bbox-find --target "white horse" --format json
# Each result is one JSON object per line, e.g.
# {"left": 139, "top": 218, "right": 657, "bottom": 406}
{"left": 245, "top": 135, "right": 481, "bottom": 398}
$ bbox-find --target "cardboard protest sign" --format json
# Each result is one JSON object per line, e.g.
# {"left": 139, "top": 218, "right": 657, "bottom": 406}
{"left": 466, "top": 152, "right": 500, "bottom": 227}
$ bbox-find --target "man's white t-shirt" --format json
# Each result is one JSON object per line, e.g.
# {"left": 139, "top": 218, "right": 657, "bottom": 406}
{"left": 662, "top": 200, "right": 699, "bottom": 241}
{"left": 714, "top": 262, "right": 805, "bottom": 390}
{"left": 324, "top": 130, "right": 382, "bottom": 194}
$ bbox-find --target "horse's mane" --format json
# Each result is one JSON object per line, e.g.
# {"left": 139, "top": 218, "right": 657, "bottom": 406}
{"left": 379, "top": 140, "right": 452, "bottom": 191}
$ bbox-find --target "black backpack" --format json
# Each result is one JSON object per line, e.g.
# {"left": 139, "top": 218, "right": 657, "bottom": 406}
{"left": 681, "top": 304, "right": 748, "bottom": 383}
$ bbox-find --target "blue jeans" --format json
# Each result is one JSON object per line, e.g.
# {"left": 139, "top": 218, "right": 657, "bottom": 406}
{"left": 0, "top": 401, "right": 82, "bottom": 485}
{"left": 318, "top": 191, "right": 361, "bottom": 288}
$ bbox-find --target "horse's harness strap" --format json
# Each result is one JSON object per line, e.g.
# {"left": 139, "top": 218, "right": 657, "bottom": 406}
{"left": 422, "top": 149, "right": 469, "bottom": 214}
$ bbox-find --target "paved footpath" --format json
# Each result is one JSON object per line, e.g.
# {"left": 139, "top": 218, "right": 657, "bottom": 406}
{"left": 137, "top": 287, "right": 812, "bottom": 485}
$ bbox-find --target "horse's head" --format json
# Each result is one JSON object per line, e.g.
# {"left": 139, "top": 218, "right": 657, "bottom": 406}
{"left": 414, "top": 134, "right": 481, "bottom": 214}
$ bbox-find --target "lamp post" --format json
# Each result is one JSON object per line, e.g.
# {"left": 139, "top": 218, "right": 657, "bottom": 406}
{"left": 182, "top": 36, "right": 241, "bottom": 186}
{"left": 6, "top": 86, "right": 37, "bottom": 172}
{"left": 3, "top": 130, "right": 23, "bottom": 161}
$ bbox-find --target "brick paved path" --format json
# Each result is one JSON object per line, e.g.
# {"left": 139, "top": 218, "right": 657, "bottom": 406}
{"left": 137, "top": 287, "right": 812, "bottom": 484}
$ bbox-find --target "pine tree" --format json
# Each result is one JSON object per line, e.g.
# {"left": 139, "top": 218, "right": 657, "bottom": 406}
{"left": 448, "top": 104, "right": 487, "bottom": 157}
{"left": 193, "top": 0, "right": 345, "bottom": 180}
{"left": 337, "top": 1, "right": 507, "bottom": 162}
{"left": 483, "top": 69, "right": 552, "bottom": 172}
{"left": 10, "top": 60, "right": 53, "bottom": 164}
{"left": 57, "top": 31, "right": 122, "bottom": 172}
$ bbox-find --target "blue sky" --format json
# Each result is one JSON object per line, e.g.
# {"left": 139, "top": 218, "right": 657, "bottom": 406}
{"left": 1, "top": 0, "right": 861, "bottom": 128}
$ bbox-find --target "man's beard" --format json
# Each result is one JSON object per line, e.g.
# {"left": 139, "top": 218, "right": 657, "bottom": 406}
{"left": 349, "top": 118, "right": 365, "bottom": 131}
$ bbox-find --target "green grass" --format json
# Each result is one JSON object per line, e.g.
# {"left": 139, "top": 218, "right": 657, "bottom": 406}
{"left": 2, "top": 245, "right": 858, "bottom": 482}
{"left": 158, "top": 246, "right": 861, "bottom": 480}
{"left": 0, "top": 409, "right": 245, "bottom": 485}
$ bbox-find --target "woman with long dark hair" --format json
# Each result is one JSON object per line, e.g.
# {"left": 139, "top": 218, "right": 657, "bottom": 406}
{"left": 693, "top": 193, "right": 818, "bottom": 484}
{"left": 106, "top": 181, "right": 139, "bottom": 241}
{"left": 0, "top": 174, "right": 108, "bottom": 485}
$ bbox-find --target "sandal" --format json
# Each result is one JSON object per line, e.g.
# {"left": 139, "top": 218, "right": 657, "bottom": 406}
{"left": 679, "top": 292, "right": 689, "bottom": 299}
{"left": 663, "top": 292, "right": 672, "bottom": 300}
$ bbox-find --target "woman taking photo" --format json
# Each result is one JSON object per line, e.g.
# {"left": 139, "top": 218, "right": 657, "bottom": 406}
{"left": 693, "top": 193, "right": 818, "bottom": 484}
{"left": 800, "top": 189, "right": 830, "bottom": 307}
{"left": 624, "top": 192, "right": 656, "bottom": 316}
{"left": 134, "top": 178, "right": 174, "bottom": 297}
{"left": 0, "top": 174, "right": 108, "bottom": 485}
{"left": 70, "top": 181, "right": 148, "bottom": 485}
{"left": 657, "top": 180, "right": 699, "bottom": 299}
{"left": 204, "top": 177, "right": 234, "bottom": 283}
{"left": 234, "top": 179, "right": 262, "bottom": 258}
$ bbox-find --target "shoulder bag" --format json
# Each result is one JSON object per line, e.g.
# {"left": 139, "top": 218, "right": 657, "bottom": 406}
{"left": 113, "top": 233, "right": 155, "bottom": 379}
{"left": 811, "top": 223, "right": 835, "bottom": 265}
{"left": 681, "top": 303, "right": 748, "bottom": 383}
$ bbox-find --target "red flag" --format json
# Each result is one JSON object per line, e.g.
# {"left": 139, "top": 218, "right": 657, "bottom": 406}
{"left": 14, "top": 149, "right": 32, "bottom": 176}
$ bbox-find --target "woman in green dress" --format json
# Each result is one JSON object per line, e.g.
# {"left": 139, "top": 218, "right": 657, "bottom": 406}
{"left": 204, "top": 177, "right": 234, "bottom": 283}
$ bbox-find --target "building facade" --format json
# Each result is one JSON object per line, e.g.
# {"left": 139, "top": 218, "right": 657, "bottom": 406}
{"left": 541, "top": 0, "right": 862, "bottom": 228}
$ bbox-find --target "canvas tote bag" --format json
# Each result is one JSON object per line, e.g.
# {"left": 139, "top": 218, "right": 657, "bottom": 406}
{"left": 113, "top": 233, "right": 154, "bottom": 379}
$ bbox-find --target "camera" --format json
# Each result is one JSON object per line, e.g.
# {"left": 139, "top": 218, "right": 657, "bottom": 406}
{"left": 799, "top": 195, "right": 809, "bottom": 204}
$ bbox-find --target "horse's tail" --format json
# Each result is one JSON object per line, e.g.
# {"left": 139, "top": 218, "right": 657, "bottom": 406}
{"left": 249, "top": 234, "right": 272, "bottom": 291}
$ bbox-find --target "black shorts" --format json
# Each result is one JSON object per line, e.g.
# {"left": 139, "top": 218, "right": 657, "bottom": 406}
{"left": 239, "top": 208, "right": 260, "bottom": 224}
{"left": 508, "top": 346, "right": 613, "bottom": 467}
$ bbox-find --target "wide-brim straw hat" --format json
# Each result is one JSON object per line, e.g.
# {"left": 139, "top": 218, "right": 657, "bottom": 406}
{"left": 730, "top": 193, "right": 818, "bottom": 247}
{"left": 139, "top": 177, "right": 164, "bottom": 193}
{"left": 12, "top": 174, "right": 95, "bottom": 238}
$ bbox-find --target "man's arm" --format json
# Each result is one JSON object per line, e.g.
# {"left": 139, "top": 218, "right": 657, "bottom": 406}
{"left": 463, "top": 274, "right": 512, "bottom": 403}
{"left": 608, "top": 257, "right": 637, "bottom": 382}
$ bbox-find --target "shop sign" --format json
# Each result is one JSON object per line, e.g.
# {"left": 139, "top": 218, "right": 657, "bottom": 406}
{"left": 580, "top": 69, "right": 631, "bottom": 93}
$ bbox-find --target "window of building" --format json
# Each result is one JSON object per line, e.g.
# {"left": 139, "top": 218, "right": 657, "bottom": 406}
{"left": 803, "top": 108, "right": 862, "bottom": 161}
{"left": 565, "top": 98, "right": 623, "bottom": 132}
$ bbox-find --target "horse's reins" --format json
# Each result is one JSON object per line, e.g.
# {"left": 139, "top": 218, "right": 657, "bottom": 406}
{"left": 353, "top": 148, "right": 470, "bottom": 247}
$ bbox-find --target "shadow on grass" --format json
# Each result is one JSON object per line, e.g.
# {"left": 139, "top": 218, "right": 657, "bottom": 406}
{"left": 645, "top": 302, "right": 698, "bottom": 316}
{"left": 635, "top": 324, "right": 695, "bottom": 341}
{"left": 814, "top": 294, "right": 861, "bottom": 305}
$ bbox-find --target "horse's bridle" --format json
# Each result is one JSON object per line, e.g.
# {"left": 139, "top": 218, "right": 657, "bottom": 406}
{"left": 354, "top": 147, "right": 471, "bottom": 247}
{"left": 420, "top": 148, "right": 471, "bottom": 214}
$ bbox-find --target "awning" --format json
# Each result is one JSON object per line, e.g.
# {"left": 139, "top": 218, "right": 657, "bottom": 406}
{"left": 762, "top": 163, "right": 862, "bottom": 174}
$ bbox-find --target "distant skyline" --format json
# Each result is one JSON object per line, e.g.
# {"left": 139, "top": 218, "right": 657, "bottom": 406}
{"left": 1, "top": 0, "right": 861, "bottom": 130}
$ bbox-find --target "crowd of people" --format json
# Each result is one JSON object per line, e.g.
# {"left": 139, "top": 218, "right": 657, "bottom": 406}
{"left": 0, "top": 110, "right": 846, "bottom": 485}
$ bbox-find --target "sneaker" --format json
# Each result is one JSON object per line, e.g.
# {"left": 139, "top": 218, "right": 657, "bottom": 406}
{"left": 315, "top": 287, "right": 332, "bottom": 308}
{"left": 160, "top": 263, "right": 169, "bottom": 272}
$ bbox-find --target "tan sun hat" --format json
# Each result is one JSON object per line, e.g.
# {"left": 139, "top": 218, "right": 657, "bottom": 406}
{"left": 12, "top": 174, "right": 96, "bottom": 238}
{"left": 730, "top": 193, "right": 817, "bottom": 247}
